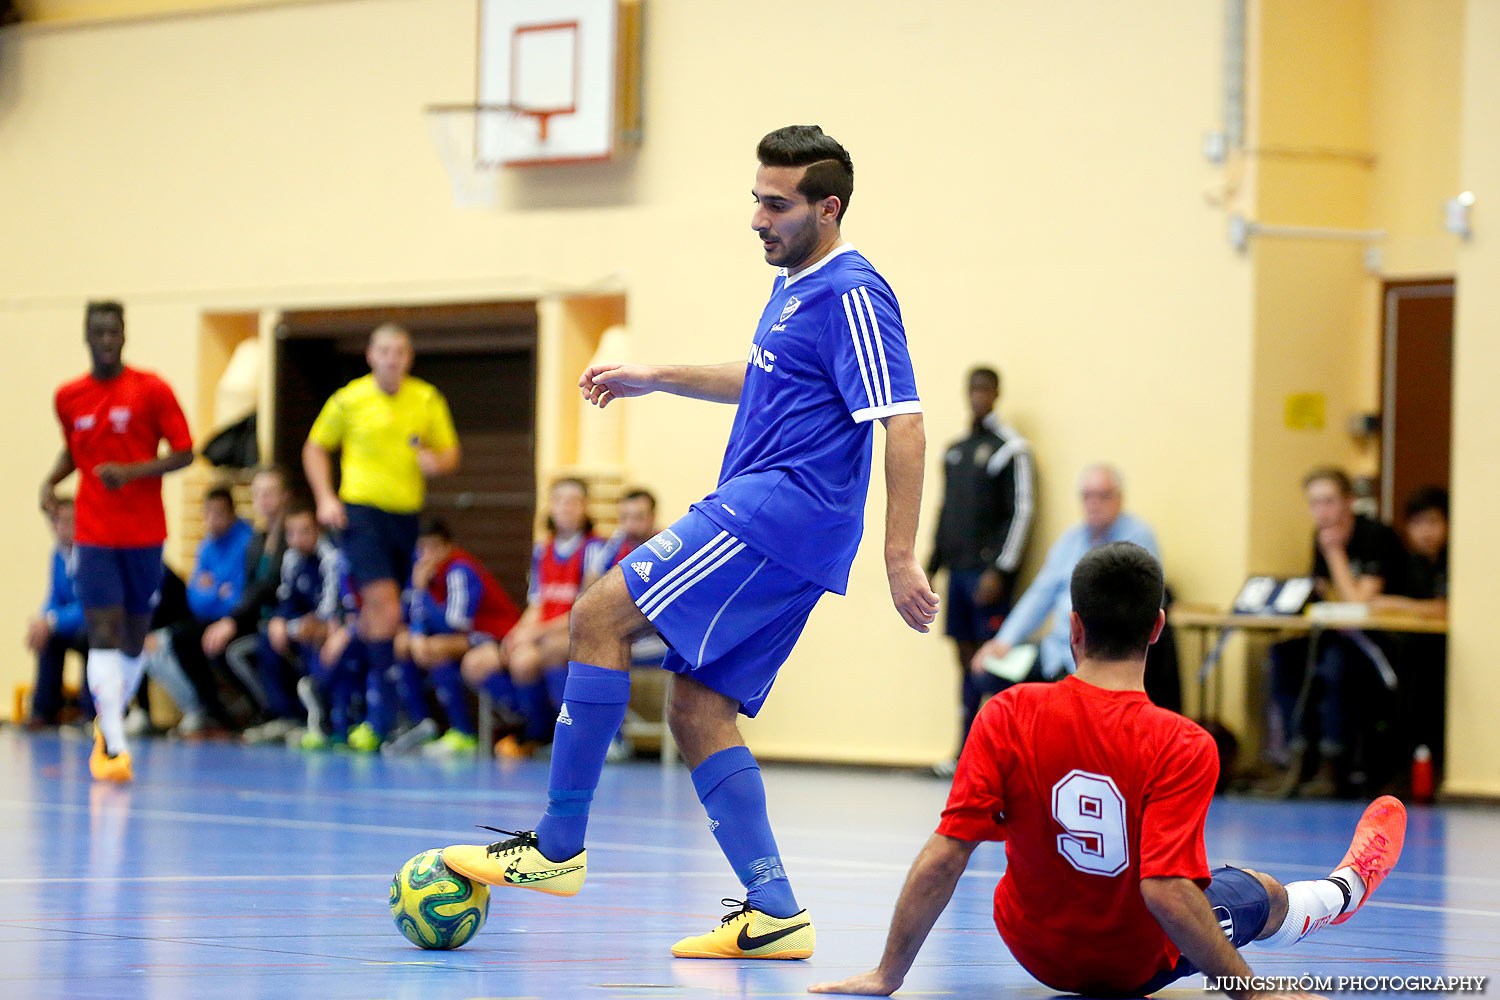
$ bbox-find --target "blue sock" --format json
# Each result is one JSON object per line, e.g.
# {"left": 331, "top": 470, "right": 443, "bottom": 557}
{"left": 480, "top": 671, "right": 517, "bottom": 709}
{"left": 431, "top": 662, "right": 473, "bottom": 735}
{"left": 364, "top": 639, "right": 396, "bottom": 736}
{"left": 533, "top": 662, "right": 631, "bottom": 861}
{"left": 515, "top": 679, "right": 553, "bottom": 743}
{"left": 395, "top": 660, "right": 429, "bottom": 725}
{"left": 692, "top": 746, "right": 800, "bottom": 918}
{"left": 544, "top": 665, "right": 568, "bottom": 707}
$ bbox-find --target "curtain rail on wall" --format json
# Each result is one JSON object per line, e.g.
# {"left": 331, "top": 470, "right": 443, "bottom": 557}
{"left": 1229, "top": 214, "right": 1386, "bottom": 253}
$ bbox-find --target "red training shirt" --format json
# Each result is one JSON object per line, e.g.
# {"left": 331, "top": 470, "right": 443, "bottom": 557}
{"left": 938, "top": 675, "right": 1218, "bottom": 995}
{"left": 54, "top": 367, "right": 193, "bottom": 548}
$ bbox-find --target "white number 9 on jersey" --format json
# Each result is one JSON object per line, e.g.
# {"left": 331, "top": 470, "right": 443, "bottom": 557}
{"left": 1051, "top": 769, "right": 1129, "bottom": 876}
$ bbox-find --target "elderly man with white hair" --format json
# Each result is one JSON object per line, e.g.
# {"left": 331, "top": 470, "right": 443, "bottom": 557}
{"left": 972, "top": 464, "right": 1159, "bottom": 683}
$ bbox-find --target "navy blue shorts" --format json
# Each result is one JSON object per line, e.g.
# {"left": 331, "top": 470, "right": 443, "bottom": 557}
{"left": 1134, "top": 866, "right": 1272, "bottom": 994}
{"left": 72, "top": 545, "right": 163, "bottom": 616}
{"left": 341, "top": 503, "right": 419, "bottom": 589}
{"left": 944, "top": 569, "right": 1010, "bottom": 641}
{"left": 622, "top": 508, "right": 826, "bottom": 717}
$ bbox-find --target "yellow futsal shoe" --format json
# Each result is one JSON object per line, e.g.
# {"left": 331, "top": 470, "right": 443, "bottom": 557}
{"left": 89, "top": 728, "right": 134, "bottom": 783}
{"left": 443, "top": 828, "right": 587, "bottom": 897}
{"left": 671, "top": 899, "right": 815, "bottom": 960}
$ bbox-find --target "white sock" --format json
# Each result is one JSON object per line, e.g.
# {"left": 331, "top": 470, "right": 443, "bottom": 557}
{"left": 88, "top": 649, "right": 129, "bottom": 756}
{"left": 121, "top": 652, "right": 148, "bottom": 703}
{"left": 1257, "top": 878, "right": 1355, "bottom": 948}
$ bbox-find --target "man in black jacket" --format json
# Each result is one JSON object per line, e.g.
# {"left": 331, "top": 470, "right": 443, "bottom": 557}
{"left": 926, "top": 367, "right": 1035, "bottom": 776}
{"left": 200, "top": 466, "right": 291, "bottom": 724}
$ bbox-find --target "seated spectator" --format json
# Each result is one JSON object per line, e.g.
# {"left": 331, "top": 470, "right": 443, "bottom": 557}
{"left": 128, "top": 565, "right": 212, "bottom": 737}
{"left": 171, "top": 485, "right": 255, "bottom": 729}
{"left": 1370, "top": 485, "right": 1449, "bottom": 780}
{"left": 25, "top": 499, "right": 92, "bottom": 727}
{"left": 1268, "top": 467, "right": 1407, "bottom": 798}
{"left": 388, "top": 518, "right": 521, "bottom": 758}
{"left": 461, "top": 476, "right": 608, "bottom": 758}
{"left": 241, "top": 503, "right": 338, "bottom": 745}
{"left": 202, "top": 466, "right": 292, "bottom": 703}
{"left": 297, "top": 558, "right": 366, "bottom": 750}
{"left": 601, "top": 488, "right": 659, "bottom": 570}
{"left": 971, "top": 463, "right": 1159, "bottom": 686}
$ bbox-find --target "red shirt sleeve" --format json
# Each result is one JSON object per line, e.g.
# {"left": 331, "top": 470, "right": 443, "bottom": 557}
{"left": 1138, "top": 726, "right": 1218, "bottom": 885}
{"left": 937, "top": 697, "right": 1009, "bottom": 843}
{"left": 150, "top": 375, "right": 194, "bottom": 453}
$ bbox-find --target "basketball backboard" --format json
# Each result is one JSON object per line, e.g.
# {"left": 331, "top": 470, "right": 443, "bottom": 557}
{"left": 475, "top": 0, "right": 640, "bottom": 166}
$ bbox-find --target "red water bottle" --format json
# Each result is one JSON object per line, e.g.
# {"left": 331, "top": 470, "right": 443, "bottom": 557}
{"left": 1411, "top": 745, "right": 1434, "bottom": 804}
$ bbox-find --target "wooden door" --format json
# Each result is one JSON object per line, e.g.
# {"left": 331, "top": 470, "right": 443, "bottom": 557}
{"left": 1380, "top": 280, "right": 1454, "bottom": 521}
{"left": 273, "top": 303, "right": 537, "bottom": 606}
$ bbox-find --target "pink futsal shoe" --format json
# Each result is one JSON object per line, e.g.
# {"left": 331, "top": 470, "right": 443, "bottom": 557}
{"left": 1331, "top": 794, "right": 1407, "bottom": 924}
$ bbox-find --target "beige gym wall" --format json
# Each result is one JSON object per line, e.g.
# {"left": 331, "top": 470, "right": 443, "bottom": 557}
{"left": 3, "top": 1, "right": 1488, "bottom": 780}
{"left": 1445, "top": 0, "right": 1500, "bottom": 799}
{"left": 0, "top": 0, "right": 1251, "bottom": 763}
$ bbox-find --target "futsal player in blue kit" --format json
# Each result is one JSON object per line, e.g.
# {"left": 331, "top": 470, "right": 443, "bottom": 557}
{"left": 443, "top": 125, "right": 939, "bottom": 959}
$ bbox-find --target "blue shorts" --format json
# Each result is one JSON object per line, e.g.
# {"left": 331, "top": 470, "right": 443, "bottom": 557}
{"left": 944, "top": 569, "right": 1010, "bottom": 641}
{"left": 342, "top": 503, "right": 419, "bottom": 589}
{"left": 73, "top": 545, "right": 163, "bottom": 616}
{"left": 1134, "top": 866, "right": 1272, "bottom": 993}
{"left": 622, "top": 509, "right": 826, "bottom": 717}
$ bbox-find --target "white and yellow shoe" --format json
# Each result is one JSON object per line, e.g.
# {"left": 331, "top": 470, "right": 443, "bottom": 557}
{"left": 671, "top": 899, "right": 815, "bottom": 960}
{"left": 442, "top": 828, "right": 586, "bottom": 897}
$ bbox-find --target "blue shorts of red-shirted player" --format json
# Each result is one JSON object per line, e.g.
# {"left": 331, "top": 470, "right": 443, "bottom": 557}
{"left": 1133, "top": 866, "right": 1273, "bottom": 994}
{"left": 72, "top": 544, "right": 163, "bottom": 615}
{"left": 341, "top": 504, "right": 419, "bottom": 588}
{"left": 622, "top": 508, "right": 825, "bottom": 717}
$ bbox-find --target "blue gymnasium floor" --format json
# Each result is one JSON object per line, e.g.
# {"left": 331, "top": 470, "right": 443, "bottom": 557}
{"left": 1, "top": 728, "right": 1495, "bottom": 1000}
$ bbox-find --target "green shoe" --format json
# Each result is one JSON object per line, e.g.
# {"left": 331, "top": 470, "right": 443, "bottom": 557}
{"left": 422, "top": 729, "right": 479, "bottom": 759}
{"left": 299, "top": 729, "right": 329, "bottom": 751}
{"left": 347, "top": 722, "right": 382, "bottom": 753}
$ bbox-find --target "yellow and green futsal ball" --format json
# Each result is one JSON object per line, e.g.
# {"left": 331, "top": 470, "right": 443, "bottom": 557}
{"left": 389, "top": 849, "right": 489, "bottom": 950}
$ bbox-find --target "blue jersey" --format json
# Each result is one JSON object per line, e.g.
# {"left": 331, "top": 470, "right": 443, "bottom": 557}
{"left": 694, "top": 244, "right": 921, "bottom": 594}
{"left": 275, "top": 539, "right": 341, "bottom": 622}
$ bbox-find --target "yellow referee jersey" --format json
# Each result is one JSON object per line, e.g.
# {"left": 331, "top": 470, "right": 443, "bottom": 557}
{"left": 307, "top": 374, "right": 458, "bottom": 514}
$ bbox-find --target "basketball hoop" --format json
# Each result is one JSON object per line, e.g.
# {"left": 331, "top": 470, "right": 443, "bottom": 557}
{"left": 424, "top": 103, "right": 560, "bottom": 208}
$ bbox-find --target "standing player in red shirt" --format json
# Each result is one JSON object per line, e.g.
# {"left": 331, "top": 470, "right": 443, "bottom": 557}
{"left": 40, "top": 302, "right": 194, "bottom": 782}
{"left": 811, "top": 542, "right": 1406, "bottom": 1000}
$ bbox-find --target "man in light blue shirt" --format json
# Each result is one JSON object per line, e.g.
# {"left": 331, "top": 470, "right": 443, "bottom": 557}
{"left": 974, "top": 464, "right": 1159, "bottom": 680}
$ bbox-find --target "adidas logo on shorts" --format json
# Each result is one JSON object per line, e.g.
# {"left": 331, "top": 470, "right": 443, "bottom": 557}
{"left": 557, "top": 704, "right": 573, "bottom": 726}
{"left": 631, "top": 561, "right": 653, "bottom": 583}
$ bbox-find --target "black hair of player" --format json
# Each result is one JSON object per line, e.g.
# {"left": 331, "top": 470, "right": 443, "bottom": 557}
{"left": 621, "top": 488, "right": 656, "bottom": 511}
{"left": 545, "top": 476, "right": 595, "bottom": 536}
{"left": 284, "top": 500, "right": 317, "bottom": 523}
{"left": 85, "top": 301, "right": 125, "bottom": 328}
{"left": 84, "top": 299, "right": 123, "bottom": 326}
{"left": 1070, "top": 541, "right": 1164, "bottom": 661}
{"left": 968, "top": 366, "right": 1000, "bottom": 393}
{"left": 418, "top": 516, "right": 453, "bottom": 542}
{"left": 1302, "top": 466, "right": 1354, "bottom": 496}
{"left": 1403, "top": 485, "right": 1449, "bottom": 521}
{"left": 205, "top": 485, "right": 235, "bottom": 510}
{"left": 756, "top": 125, "right": 854, "bottom": 223}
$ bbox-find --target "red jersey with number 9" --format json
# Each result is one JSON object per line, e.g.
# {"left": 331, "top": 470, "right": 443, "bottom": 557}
{"left": 937, "top": 676, "right": 1218, "bottom": 995}
{"left": 55, "top": 367, "right": 193, "bottom": 548}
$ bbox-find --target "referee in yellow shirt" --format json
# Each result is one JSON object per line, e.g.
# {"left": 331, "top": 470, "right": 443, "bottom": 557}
{"left": 302, "top": 324, "right": 460, "bottom": 747}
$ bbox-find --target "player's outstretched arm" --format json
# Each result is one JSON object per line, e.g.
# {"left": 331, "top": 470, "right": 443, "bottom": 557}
{"left": 1141, "top": 877, "right": 1325, "bottom": 1000}
{"left": 881, "top": 412, "right": 939, "bottom": 633}
{"left": 808, "top": 833, "right": 977, "bottom": 996}
{"left": 580, "top": 362, "right": 745, "bottom": 408}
